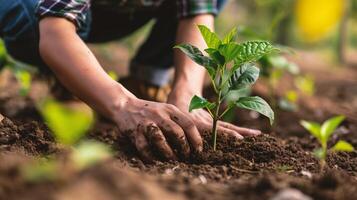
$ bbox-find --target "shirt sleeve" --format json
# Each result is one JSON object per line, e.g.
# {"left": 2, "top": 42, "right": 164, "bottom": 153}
{"left": 176, "top": 0, "right": 218, "bottom": 18}
{"left": 36, "top": 0, "right": 90, "bottom": 29}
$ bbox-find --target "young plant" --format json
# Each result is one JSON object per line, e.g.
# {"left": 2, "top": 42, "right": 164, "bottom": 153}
{"left": 23, "top": 100, "right": 111, "bottom": 182}
{"left": 300, "top": 115, "right": 354, "bottom": 168}
{"left": 175, "top": 25, "right": 276, "bottom": 150}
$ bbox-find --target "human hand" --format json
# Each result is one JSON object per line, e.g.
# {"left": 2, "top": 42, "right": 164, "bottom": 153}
{"left": 167, "top": 90, "right": 261, "bottom": 139}
{"left": 112, "top": 96, "right": 203, "bottom": 162}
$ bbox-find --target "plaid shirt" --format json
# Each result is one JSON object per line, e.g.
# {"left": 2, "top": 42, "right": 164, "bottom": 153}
{"left": 36, "top": 0, "right": 218, "bottom": 29}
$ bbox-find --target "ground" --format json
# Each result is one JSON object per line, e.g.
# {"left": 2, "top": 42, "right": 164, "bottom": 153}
{"left": 0, "top": 50, "right": 357, "bottom": 200}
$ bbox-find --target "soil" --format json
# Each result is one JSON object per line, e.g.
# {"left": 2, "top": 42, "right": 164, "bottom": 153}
{"left": 0, "top": 51, "right": 357, "bottom": 200}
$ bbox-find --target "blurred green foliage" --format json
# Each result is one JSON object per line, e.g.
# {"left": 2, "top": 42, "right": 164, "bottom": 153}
{"left": 40, "top": 100, "right": 94, "bottom": 146}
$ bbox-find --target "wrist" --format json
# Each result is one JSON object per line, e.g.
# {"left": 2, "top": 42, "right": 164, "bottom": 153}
{"left": 168, "top": 84, "right": 201, "bottom": 112}
{"left": 171, "top": 75, "right": 203, "bottom": 97}
{"left": 106, "top": 84, "right": 136, "bottom": 122}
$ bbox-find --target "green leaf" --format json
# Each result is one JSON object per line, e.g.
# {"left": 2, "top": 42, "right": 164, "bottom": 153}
{"left": 0, "top": 39, "right": 7, "bottom": 67}
{"left": 174, "top": 44, "right": 217, "bottom": 79}
{"left": 235, "top": 96, "right": 274, "bottom": 125}
{"left": 14, "top": 69, "right": 32, "bottom": 96}
{"left": 321, "top": 115, "right": 345, "bottom": 144}
{"left": 219, "top": 43, "right": 241, "bottom": 62}
{"left": 72, "top": 140, "right": 112, "bottom": 170}
{"left": 223, "top": 27, "right": 238, "bottom": 44}
{"left": 228, "top": 63, "right": 260, "bottom": 90}
{"left": 197, "top": 25, "right": 221, "bottom": 49}
{"left": 40, "top": 100, "right": 94, "bottom": 146}
{"left": 300, "top": 120, "right": 322, "bottom": 141}
{"left": 235, "top": 41, "right": 276, "bottom": 64}
{"left": 189, "top": 95, "right": 216, "bottom": 112}
{"left": 205, "top": 48, "right": 225, "bottom": 66}
{"left": 332, "top": 140, "right": 354, "bottom": 152}
{"left": 313, "top": 148, "right": 325, "bottom": 160}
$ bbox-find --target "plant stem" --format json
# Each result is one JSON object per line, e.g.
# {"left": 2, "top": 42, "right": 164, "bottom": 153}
{"left": 212, "top": 67, "right": 224, "bottom": 151}
{"left": 212, "top": 90, "right": 222, "bottom": 151}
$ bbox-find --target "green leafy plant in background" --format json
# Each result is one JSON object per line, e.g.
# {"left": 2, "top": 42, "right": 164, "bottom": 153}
{"left": 0, "top": 39, "right": 34, "bottom": 96}
{"left": 300, "top": 115, "right": 354, "bottom": 169}
{"left": 0, "top": 40, "right": 6, "bottom": 68}
{"left": 14, "top": 69, "right": 32, "bottom": 96}
{"left": 175, "top": 25, "right": 276, "bottom": 150}
{"left": 23, "top": 100, "right": 111, "bottom": 182}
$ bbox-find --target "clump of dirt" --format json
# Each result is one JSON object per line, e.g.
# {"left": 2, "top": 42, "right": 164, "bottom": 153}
{"left": 0, "top": 117, "right": 56, "bottom": 155}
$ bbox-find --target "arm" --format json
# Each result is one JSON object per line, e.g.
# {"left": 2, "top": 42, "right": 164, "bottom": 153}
{"left": 39, "top": 17, "right": 202, "bottom": 161}
{"left": 171, "top": 14, "right": 213, "bottom": 100}
{"left": 168, "top": 15, "right": 261, "bottom": 138}
{"left": 39, "top": 17, "right": 132, "bottom": 118}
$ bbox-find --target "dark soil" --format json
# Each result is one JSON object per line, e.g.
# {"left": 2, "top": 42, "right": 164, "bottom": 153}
{"left": 0, "top": 52, "right": 357, "bottom": 200}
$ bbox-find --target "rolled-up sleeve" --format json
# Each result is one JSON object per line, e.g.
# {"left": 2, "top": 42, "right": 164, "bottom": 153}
{"left": 176, "top": 0, "right": 218, "bottom": 18}
{"left": 36, "top": 0, "right": 90, "bottom": 29}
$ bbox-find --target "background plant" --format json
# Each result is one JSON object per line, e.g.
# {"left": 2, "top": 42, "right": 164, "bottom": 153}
{"left": 0, "top": 39, "right": 34, "bottom": 96}
{"left": 175, "top": 25, "right": 275, "bottom": 150}
{"left": 300, "top": 115, "right": 354, "bottom": 169}
{"left": 23, "top": 100, "right": 112, "bottom": 182}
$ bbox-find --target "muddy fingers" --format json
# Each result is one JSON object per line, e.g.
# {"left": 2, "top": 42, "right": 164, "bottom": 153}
{"left": 158, "top": 121, "right": 191, "bottom": 159}
{"left": 127, "top": 127, "right": 155, "bottom": 162}
{"left": 170, "top": 112, "right": 203, "bottom": 153}
{"left": 144, "top": 123, "right": 177, "bottom": 161}
{"left": 218, "top": 121, "right": 261, "bottom": 136}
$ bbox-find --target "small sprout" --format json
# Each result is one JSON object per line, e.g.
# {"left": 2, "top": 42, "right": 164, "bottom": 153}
{"left": 25, "top": 100, "right": 113, "bottom": 182}
{"left": 71, "top": 140, "right": 112, "bottom": 170}
{"left": 175, "top": 25, "right": 276, "bottom": 150}
{"left": 40, "top": 100, "right": 94, "bottom": 146}
{"left": 300, "top": 115, "right": 354, "bottom": 168}
{"left": 14, "top": 69, "right": 32, "bottom": 96}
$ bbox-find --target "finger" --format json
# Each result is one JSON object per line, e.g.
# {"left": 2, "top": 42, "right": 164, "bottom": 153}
{"left": 144, "top": 123, "right": 177, "bottom": 161}
{"left": 158, "top": 121, "right": 191, "bottom": 159}
{"left": 218, "top": 121, "right": 261, "bottom": 136}
{"left": 217, "top": 125, "right": 243, "bottom": 140}
{"left": 129, "top": 126, "right": 156, "bottom": 162}
{"left": 170, "top": 112, "right": 203, "bottom": 153}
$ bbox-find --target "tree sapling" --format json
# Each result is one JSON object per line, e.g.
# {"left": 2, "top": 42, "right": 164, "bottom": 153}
{"left": 300, "top": 115, "right": 354, "bottom": 168}
{"left": 175, "top": 25, "right": 276, "bottom": 150}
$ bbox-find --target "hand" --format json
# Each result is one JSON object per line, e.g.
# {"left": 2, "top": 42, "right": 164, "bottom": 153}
{"left": 167, "top": 90, "right": 261, "bottom": 139}
{"left": 112, "top": 96, "right": 203, "bottom": 162}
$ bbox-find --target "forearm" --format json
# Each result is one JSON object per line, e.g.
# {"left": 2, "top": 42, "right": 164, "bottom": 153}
{"left": 172, "top": 14, "right": 215, "bottom": 97}
{"left": 39, "top": 17, "right": 134, "bottom": 120}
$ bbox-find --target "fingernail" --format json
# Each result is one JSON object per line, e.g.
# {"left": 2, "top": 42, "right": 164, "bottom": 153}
{"left": 197, "top": 145, "right": 203, "bottom": 153}
{"left": 235, "top": 134, "right": 244, "bottom": 140}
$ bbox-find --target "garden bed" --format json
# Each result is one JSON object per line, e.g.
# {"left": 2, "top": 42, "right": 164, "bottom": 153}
{"left": 0, "top": 52, "right": 357, "bottom": 200}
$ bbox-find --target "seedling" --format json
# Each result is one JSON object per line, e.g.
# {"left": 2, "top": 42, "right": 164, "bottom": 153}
{"left": 300, "top": 115, "right": 354, "bottom": 168}
{"left": 23, "top": 100, "right": 111, "bottom": 182}
{"left": 14, "top": 68, "right": 32, "bottom": 96}
{"left": 175, "top": 25, "right": 275, "bottom": 150}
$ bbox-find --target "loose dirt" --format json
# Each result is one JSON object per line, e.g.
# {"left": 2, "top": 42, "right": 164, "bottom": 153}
{"left": 0, "top": 51, "right": 357, "bottom": 200}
